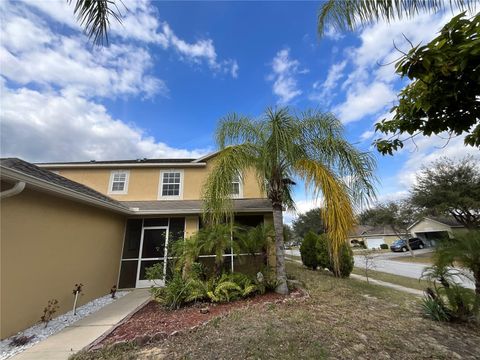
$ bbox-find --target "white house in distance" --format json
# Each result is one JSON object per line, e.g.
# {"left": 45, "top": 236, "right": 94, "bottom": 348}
{"left": 408, "top": 216, "right": 465, "bottom": 246}
{"left": 349, "top": 216, "right": 465, "bottom": 249}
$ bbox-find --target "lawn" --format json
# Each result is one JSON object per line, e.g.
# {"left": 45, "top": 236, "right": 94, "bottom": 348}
{"left": 390, "top": 252, "right": 435, "bottom": 264}
{"left": 72, "top": 262, "right": 480, "bottom": 360}
{"left": 351, "top": 267, "right": 431, "bottom": 291}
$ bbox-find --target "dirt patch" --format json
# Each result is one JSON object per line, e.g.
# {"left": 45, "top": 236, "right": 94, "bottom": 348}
{"left": 99, "top": 291, "right": 303, "bottom": 347}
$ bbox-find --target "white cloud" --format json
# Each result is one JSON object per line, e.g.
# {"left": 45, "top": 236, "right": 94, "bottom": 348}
{"left": 360, "top": 130, "right": 375, "bottom": 141}
{"left": 328, "top": 11, "right": 458, "bottom": 125}
{"left": 0, "top": 85, "right": 208, "bottom": 162}
{"left": 324, "top": 26, "right": 345, "bottom": 41}
{"left": 19, "top": 0, "right": 238, "bottom": 77}
{"left": 334, "top": 82, "right": 397, "bottom": 123}
{"left": 309, "top": 60, "right": 346, "bottom": 103}
{"left": 269, "top": 48, "right": 306, "bottom": 104}
{"left": 0, "top": 0, "right": 212, "bottom": 162}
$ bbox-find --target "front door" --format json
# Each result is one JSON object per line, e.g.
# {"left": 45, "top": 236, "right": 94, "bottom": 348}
{"left": 136, "top": 227, "right": 168, "bottom": 288}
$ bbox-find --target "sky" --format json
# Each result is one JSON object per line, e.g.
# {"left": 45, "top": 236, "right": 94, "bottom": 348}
{"left": 1, "top": 1, "right": 478, "bottom": 223}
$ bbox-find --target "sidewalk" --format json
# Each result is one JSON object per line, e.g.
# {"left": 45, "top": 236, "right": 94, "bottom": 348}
{"left": 12, "top": 289, "right": 150, "bottom": 360}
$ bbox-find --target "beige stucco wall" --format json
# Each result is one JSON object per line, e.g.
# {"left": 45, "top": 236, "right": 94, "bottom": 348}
{"left": 410, "top": 218, "right": 453, "bottom": 236}
{"left": 0, "top": 188, "right": 125, "bottom": 339}
{"left": 349, "top": 234, "right": 401, "bottom": 246}
{"left": 54, "top": 160, "right": 265, "bottom": 201}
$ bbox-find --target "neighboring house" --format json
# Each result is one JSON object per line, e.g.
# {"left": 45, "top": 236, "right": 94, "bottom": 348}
{"left": 348, "top": 225, "right": 405, "bottom": 249}
{"left": 0, "top": 152, "right": 273, "bottom": 339}
{"left": 408, "top": 217, "right": 465, "bottom": 246}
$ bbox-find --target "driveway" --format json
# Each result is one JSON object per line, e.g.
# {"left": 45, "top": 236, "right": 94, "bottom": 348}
{"left": 285, "top": 248, "right": 475, "bottom": 290}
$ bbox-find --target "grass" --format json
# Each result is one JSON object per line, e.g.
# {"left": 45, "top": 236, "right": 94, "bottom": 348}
{"left": 72, "top": 262, "right": 480, "bottom": 360}
{"left": 390, "top": 252, "right": 435, "bottom": 264}
{"left": 351, "top": 268, "right": 430, "bottom": 291}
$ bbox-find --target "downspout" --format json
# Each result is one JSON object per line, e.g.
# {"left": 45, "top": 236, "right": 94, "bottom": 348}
{"left": 0, "top": 181, "right": 26, "bottom": 199}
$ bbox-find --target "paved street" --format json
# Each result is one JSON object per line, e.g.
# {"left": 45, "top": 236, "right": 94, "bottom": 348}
{"left": 285, "top": 248, "right": 475, "bottom": 290}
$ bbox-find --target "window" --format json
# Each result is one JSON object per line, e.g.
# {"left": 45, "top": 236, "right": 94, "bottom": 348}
{"left": 230, "top": 173, "right": 243, "bottom": 198}
{"left": 159, "top": 170, "right": 183, "bottom": 199}
{"left": 108, "top": 170, "right": 129, "bottom": 194}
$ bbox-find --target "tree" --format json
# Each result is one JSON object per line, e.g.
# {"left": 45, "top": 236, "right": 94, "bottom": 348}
{"left": 69, "top": 0, "right": 124, "bottom": 45}
{"left": 411, "top": 157, "right": 480, "bottom": 229}
{"left": 292, "top": 208, "right": 326, "bottom": 239}
{"left": 317, "top": 0, "right": 476, "bottom": 36}
{"left": 358, "top": 200, "right": 423, "bottom": 256}
{"left": 436, "top": 230, "right": 480, "bottom": 297}
{"left": 300, "top": 231, "right": 320, "bottom": 270}
{"left": 375, "top": 12, "right": 480, "bottom": 154}
{"left": 317, "top": 2, "right": 479, "bottom": 154}
{"left": 202, "top": 108, "right": 376, "bottom": 293}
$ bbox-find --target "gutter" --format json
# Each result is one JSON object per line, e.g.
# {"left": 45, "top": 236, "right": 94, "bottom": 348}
{"left": 0, "top": 181, "right": 25, "bottom": 199}
{"left": 129, "top": 207, "right": 273, "bottom": 215}
{"left": 0, "top": 166, "right": 131, "bottom": 214}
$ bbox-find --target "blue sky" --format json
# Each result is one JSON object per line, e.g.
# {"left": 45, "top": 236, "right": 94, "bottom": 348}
{"left": 1, "top": 1, "right": 477, "bottom": 220}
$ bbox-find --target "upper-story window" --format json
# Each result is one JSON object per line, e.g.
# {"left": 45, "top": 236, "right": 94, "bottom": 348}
{"left": 108, "top": 170, "right": 129, "bottom": 194}
{"left": 231, "top": 173, "right": 243, "bottom": 198}
{"left": 159, "top": 170, "right": 183, "bottom": 199}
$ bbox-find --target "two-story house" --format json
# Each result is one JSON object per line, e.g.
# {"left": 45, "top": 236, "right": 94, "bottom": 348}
{"left": 0, "top": 152, "right": 273, "bottom": 339}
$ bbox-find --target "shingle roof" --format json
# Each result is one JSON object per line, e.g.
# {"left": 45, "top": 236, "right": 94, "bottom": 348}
{"left": 427, "top": 216, "right": 463, "bottom": 227}
{"left": 0, "top": 158, "right": 128, "bottom": 210}
{"left": 122, "top": 198, "right": 273, "bottom": 214}
{"left": 36, "top": 158, "right": 196, "bottom": 165}
{"left": 349, "top": 224, "right": 401, "bottom": 237}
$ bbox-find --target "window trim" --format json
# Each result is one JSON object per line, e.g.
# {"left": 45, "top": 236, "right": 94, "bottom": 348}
{"left": 231, "top": 172, "right": 243, "bottom": 198}
{"left": 108, "top": 170, "right": 130, "bottom": 195}
{"left": 158, "top": 169, "right": 184, "bottom": 200}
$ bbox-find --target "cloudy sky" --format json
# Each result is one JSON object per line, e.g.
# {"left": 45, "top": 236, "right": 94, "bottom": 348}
{"left": 1, "top": 1, "right": 478, "bottom": 221}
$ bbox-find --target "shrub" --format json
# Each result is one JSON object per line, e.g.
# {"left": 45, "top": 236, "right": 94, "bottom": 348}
{"left": 316, "top": 234, "right": 331, "bottom": 270}
{"left": 300, "top": 231, "right": 319, "bottom": 270}
{"left": 157, "top": 273, "right": 208, "bottom": 309}
{"left": 380, "top": 243, "right": 388, "bottom": 250}
{"left": 421, "top": 264, "right": 479, "bottom": 322}
{"left": 329, "top": 242, "right": 354, "bottom": 278}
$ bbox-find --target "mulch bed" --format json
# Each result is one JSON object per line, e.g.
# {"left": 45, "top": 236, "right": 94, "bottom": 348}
{"left": 96, "top": 290, "right": 305, "bottom": 348}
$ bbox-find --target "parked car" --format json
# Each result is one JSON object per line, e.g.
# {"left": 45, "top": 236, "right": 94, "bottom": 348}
{"left": 390, "top": 238, "right": 425, "bottom": 252}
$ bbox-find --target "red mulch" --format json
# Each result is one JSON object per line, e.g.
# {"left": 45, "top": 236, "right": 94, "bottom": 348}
{"left": 98, "top": 292, "right": 293, "bottom": 347}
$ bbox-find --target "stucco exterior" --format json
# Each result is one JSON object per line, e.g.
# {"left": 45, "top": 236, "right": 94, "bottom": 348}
{"left": 0, "top": 188, "right": 125, "bottom": 339}
{"left": 56, "top": 161, "right": 264, "bottom": 201}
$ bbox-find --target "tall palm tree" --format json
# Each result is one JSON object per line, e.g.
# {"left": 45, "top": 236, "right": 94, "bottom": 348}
{"left": 318, "top": 0, "right": 477, "bottom": 36}
{"left": 202, "top": 108, "right": 376, "bottom": 294}
{"left": 69, "top": 0, "right": 125, "bottom": 45}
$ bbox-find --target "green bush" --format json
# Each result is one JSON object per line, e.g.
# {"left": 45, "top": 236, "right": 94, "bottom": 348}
{"left": 329, "top": 242, "right": 354, "bottom": 278}
{"left": 380, "top": 243, "right": 389, "bottom": 250}
{"left": 316, "top": 234, "right": 331, "bottom": 270}
{"left": 421, "top": 264, "right": 479, "bottom": 322}
{"left": 300, "top": 231, "right": 319, "bottom": 270}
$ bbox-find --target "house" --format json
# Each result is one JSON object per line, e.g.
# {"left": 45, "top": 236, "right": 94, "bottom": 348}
{"left": 408, "top": 216, "right": 465, "bottom": 246}
{"left": 0, "top": 152, "right": 273, "bottom": 339}
{"left": 348, "top": 225, "right": 405, "bottom": 249}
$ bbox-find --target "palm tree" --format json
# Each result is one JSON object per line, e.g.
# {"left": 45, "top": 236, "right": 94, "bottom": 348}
{"left": 202, "top": 108, "right": 376, "bottom": 294}
{"left": 69, "top": 0, "right": 125, "bottom": 45}
{"left": 317, "top": 0, "right": 477, "bottom": 36}
{"left": 436, "top": 231, "right": 480, "bottom": 297}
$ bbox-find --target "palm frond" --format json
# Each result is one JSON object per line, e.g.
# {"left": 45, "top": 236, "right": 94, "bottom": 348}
{"left": 295, "top": 159, "right": 356, "bottom": 274}
{"left": 69, "top": 0, "right": 125, "bottom": 45}
{"left": 202, "top": 144, "right": 258, "bottom": 225}
{"left": 318, "top": 0, "right": 477, "bottom": 36}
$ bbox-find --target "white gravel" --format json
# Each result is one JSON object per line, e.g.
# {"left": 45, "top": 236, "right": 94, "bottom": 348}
{"left": 0, "top": 291, "right": 129, "bottom": 360}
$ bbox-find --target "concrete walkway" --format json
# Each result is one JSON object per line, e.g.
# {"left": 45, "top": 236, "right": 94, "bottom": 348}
{"left": 12, "top": 289, "right": 150, "bottom": 360}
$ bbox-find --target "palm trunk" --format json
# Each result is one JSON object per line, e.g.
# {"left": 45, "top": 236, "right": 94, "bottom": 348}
{"left": 273, "top": 205, "right": 288, "bottom": 295}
